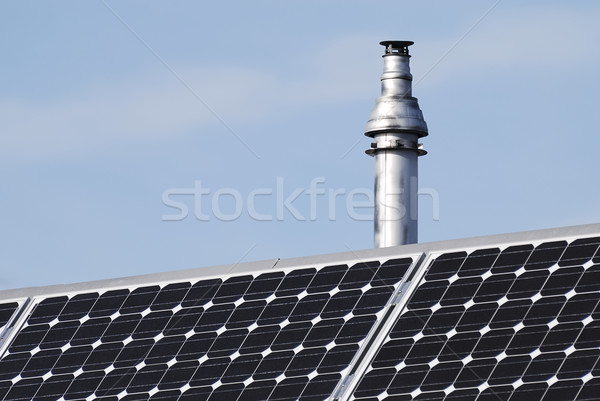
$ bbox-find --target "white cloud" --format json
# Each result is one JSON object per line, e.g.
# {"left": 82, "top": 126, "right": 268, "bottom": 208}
{"left": 0, "top": 36, "right": 380, "bottom": 162}
{"left": 0, "top": 67, "right": 276, "bottom": 161}
{"left": 6, "top": 3, "right": 599, "bottom": 163}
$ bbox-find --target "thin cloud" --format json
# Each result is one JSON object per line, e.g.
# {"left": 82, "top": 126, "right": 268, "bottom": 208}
{"left": 0, "top": 37, "right": 379, "bottom": 162}
{"left": 9, "top": 4, "right": 599, "bottom": 163}
{"left": 412, "top": 5, "right": 600, "bottom": 88}
{"left": 0, "top": 68, "right": 272, "bottom": 161}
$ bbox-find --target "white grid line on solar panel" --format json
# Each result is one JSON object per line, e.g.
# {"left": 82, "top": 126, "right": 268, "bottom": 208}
{"left": 0, "top": 255, "right": 418, "bottom": 398}
{"left": 4, "top": 268, "right": 392, "bottom": 396}
{"left": 352, "top": 244, "right": 600, "bottom": 396}
{"left": 348, "top": 236, "right": 600, "bottom": 401}
{"left": 4, "top": 255, "right": 414, "bottom": 332}
{"left": 330, "top": 253, "right": 432, "bottom": 401}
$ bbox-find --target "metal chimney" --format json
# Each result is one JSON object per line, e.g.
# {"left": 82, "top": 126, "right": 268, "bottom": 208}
{"left": 365, "top": 41, "right": 428, "bottom": 248}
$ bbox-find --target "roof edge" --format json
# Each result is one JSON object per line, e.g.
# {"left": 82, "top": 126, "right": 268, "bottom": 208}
{"left": 2, "top": 222, "right": 600, "bottom": 301}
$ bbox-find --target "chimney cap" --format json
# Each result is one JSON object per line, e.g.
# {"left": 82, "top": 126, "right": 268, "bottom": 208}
{"left": 380, "top": 40, "right": 414, "bottom": 47}
{"left": 380, "top": 41, "right": 414, "bottom": 56}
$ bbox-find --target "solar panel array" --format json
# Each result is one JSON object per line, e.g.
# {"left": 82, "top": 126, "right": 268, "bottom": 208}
{"left": 1, "top": 229, "right": 600, "bottom": 401}
{"left": 350, "top": 237, "right": 600, "bottom": 401}
{"left": 0, "top": 257, "right": 414, "bottom": 401}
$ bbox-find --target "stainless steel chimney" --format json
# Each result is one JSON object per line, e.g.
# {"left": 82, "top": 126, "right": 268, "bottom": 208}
{"left": 365, "top": 41, "right": 428, "bottom": 248}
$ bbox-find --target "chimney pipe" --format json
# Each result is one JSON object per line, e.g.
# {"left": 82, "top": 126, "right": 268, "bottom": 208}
{"left": 365, "top": 41, "right": 428, "bottom": 248}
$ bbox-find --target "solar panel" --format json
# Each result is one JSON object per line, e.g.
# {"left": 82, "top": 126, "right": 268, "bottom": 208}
{"left": 348, "top": 236, "right": 600, "bottom": 401}
{"left": 0, "top": 257, "right": 416, "bottom": 401}
{"left": 1, "top": 225, "right": 600, "bottom": 401}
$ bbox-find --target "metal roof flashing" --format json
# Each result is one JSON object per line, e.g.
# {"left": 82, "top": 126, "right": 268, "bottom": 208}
{"left": 1, "top": 222, "right": 599, "bottom": 302}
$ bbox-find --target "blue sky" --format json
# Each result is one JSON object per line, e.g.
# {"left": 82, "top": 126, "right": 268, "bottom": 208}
{"left": 1, "top": 1, "right": 599, "bottom": 290}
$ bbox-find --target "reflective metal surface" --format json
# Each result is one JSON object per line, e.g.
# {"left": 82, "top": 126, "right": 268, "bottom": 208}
{"left": 366, "top": 41, "right": 428, "bottom": 248}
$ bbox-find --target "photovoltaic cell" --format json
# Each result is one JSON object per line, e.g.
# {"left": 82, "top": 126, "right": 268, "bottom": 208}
{"left": 0, "top": 302, "right": 20, "bottom": 335}
{"left": 350, "top": 236, "right": 600, "bottom": 401}
{"left": 0, "top": 257, "right": 414, "bottom": 401}
{"left": 2, "top": 229, "right": 599, "bottom": 401}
